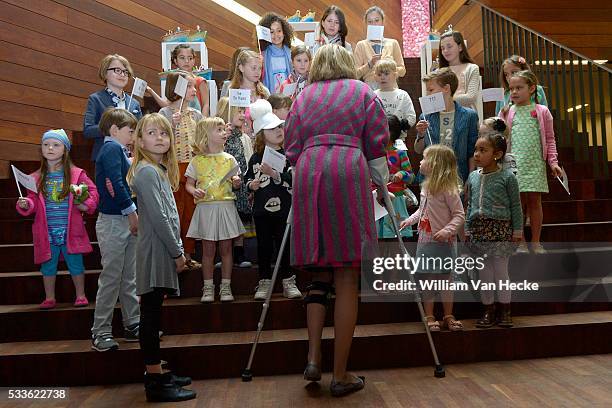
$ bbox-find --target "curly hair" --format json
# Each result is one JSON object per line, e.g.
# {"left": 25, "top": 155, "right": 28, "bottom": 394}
{"left": 258, "top": 12, "right": 294, "bottom": 50}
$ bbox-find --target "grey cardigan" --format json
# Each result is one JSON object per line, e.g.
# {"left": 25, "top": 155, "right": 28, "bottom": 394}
{"left": 131, "top": 162, "right": 183, "bottom": 296}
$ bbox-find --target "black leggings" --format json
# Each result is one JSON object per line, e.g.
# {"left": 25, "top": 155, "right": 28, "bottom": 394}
{"left": 254, "top": 215, "right": 290, "bottom": 279}
{"left": 139, "top": 288, "right": 169, "bottom": 366}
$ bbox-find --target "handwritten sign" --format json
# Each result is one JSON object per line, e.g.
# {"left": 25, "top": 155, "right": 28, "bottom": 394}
{"left": 256, "top": 25, "right": 272, "bottom": 42}
{"left": 418, "top": 92, "right": 446, "bottom": 115}
{"left": 304, "top": 32, "right": 315, "bottom": 47}
{"left": 281, "top": 82, "right": 298, "bottom": 97}
{"left": 367, "top": 25, "right": 384, "bottom": 42}
{"left": 131, "top": 77, "right": 148, "bottom": 98}
{"left": 12, "top": 165, "right": 37, "bottom": 195}
{"left": 262, "top": 145, "right": 287, "bottom": 173}
{"left": 174, "top": 75, "right": 188, "bottom": 98}
{"left": 229, "top": 89, "right": 251, "bottom": 107}
{"left": 482, "top": 87, "right": 505, "bottom": 102}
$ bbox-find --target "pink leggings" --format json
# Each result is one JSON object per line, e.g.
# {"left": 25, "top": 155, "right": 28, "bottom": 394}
{"left": 479, "top": 256, "right": 511, "bottom": 305}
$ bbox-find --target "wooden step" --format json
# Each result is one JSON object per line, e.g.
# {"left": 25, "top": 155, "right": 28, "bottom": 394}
{"left": 538, "top": 221, "right": 612, "bottom": 241}
{"left": 0, "top": 311, "right": 609, "bottom": 386}
{"left": 542, "top": 199, "right": 612, "bottom": 223}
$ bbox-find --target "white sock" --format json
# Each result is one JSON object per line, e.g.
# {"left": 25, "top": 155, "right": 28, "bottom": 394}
{"left": 204, "top": 279, "right": 213, "bottom": 286}
{"left": 221, "top": 278, "right": 231, "bottom": 286}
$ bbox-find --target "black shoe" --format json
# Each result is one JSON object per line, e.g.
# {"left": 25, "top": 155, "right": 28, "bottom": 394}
{"left": 330, "top": 375, "right": 365, "bottom": 397}
{"left": 497, "top": 303, "right": 513, "bottom": 327}
{"left": 476, "top": 304, "right": 496, "bottom": 328}
{"left": 144, "top": 372, "right": 196, "bottom": 403}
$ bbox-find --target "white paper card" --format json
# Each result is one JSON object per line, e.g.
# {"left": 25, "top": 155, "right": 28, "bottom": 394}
{"left": 556, "top": 167, "right": 570, "bottom": 195}
{"left": 304, "top": 32, "right": 315, "bottom": 47}
{"left": 262, "top": 145, "right": 286, "bottom": 173}
{"left": 219, "top": 163, "right": 240, "bottom": 185}
{"left": 12, "top": 165, "right": 37, "bottom": 193}
{"left": 229, "top": 89, "right": 251, "bottom": 107}
{"left": 131, "top": 77, "right": 148, "bottom": 98}
{"left": 373, "top": 190, "right": 388, "bottom": 221}
{"left": 482, "top": 87, "right": 505, "bottom": 102}
{"left": 367, "top": 25, "right": 384, "bottom": 42}
{"left": 256, "top": 25, "right": 272, "bottom": 42}
{"left": 281, "top": 82, "right": 298, "bottom": 97}
{"left": 419, "top": 92, "right": 446, "bottom": 115}
{"left": 174, "top": 75, "right": 188, "bottom": 98}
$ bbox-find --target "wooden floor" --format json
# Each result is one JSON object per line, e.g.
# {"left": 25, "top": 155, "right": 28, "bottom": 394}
{"left": 0, "top": 354, "right": 610, "bottom": 407}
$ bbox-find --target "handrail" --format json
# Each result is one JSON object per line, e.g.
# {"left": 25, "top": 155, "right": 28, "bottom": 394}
{"left": 468, "top": 0, "right": 612, "bottom": 74}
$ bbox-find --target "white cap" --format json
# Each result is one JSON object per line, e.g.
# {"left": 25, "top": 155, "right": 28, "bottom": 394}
{"left": 250, "top": 99, "right": 285, "bottom": 134}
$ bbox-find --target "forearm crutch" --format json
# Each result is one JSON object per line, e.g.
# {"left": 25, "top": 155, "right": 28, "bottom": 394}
{"left": 242, "top": 207, "right": 293, "bottom": 382}
{"left": 378, "top": 184, "right": 445, "bottom": 378}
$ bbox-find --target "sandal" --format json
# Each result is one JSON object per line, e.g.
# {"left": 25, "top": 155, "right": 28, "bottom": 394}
{"left": 442, "top": 315, "right": 464, "bottom": 331}
{"left": 425, "top": 315, "right": 440, "bottom": 332}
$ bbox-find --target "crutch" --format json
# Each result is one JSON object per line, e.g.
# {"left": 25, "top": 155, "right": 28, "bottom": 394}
{"left": 242, "top": 207, "right": 293, "bottom": 382}
{"left": 378, "top": 184, "right": 445, "bottom": 378}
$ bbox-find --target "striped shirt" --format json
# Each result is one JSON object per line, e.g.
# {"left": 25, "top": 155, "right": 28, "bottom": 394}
{"left": 44, "top": 171, "right": 69, "bottom": 246}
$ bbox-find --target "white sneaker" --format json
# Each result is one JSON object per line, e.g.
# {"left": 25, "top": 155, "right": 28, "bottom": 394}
{"left": 532, "top": 242, "right": 547, "bottom": 254}
{"left": 219, "top": 282, "right": 234, "bottom": 302}
{"left": 254, "top": 279, "right": 272, "bottom": 300}
{"left": 516, "top": 242, "right": 529, "bottom": 254}
{"left": 282, "top": 275, "right": 302, "bottom": 299}
{"left": 200, "top": 283, "right": 214, "bottom": 303}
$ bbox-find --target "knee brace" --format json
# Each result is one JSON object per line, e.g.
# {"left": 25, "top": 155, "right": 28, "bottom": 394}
{"left": 303, "top": 281, "right": 334, "bottom": 307}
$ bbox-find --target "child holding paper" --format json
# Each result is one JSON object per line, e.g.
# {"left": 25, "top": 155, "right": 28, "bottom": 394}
{"left": 258, "top": 12, "right": 294, "bottom": 94}
{"left": 230, "top": 50, "right": 270, "bottom": 102}
{"left": 414, "top": 68, "right": 478, "bottom": 183}
{"left": 245, "top": 100, "right": 301, "bottom": 300}
{"left": 84, "top": 54, "right": 143, "bottom": 160}
{"left": 374, "top": 59, "right": 416, "bottom": 135}
{"left": 16, "top": 130, "right": 99, "bottom": 309}
{"left": 159, "top": 71, "right": 203, "bottom": 270}
{"left": 216, "top": 97, "right": 253, "bottom": 268}
{"left": 186, "top": 118, "right": 245, "bottom": 302}
{"left": 278, "top": 45, "right": 311, "bottom": 100}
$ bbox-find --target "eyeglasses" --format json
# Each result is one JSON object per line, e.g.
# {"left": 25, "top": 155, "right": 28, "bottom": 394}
{"left": 107, "top": 67, "right": 131, "bottom": 77}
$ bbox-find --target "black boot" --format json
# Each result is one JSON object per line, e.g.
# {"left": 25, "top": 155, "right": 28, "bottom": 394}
{"left": 497, "top": 303, "right": 513, "bottom": 327}
{"left": 159, "top": 361, "right": 191, "bottom": 386}
{"left": 144, "top": 372, "right": 196, "bottom": 403}
{"left": 475, "top": 303, "right": 496, "bottom": 328}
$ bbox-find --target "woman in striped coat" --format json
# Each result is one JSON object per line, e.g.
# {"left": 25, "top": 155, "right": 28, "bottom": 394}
{"left": 284, "top": 44, "right": 389, "bottom": 397}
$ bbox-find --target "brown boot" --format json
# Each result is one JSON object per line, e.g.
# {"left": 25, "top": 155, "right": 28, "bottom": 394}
{"left": 497, "top": 303, "right": 513, "bottom": 327}
{"left": 476, "top": 303, "right": 496, "bottom": 328}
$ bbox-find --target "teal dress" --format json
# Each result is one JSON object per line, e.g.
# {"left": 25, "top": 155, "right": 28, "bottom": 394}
{"left": 510, "top": 104, "right": 549, "bottom": 193}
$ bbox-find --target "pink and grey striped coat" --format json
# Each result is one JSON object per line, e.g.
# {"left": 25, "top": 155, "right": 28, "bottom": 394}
{"left": 285, "top": 79, "right": 389, "bottom": 267}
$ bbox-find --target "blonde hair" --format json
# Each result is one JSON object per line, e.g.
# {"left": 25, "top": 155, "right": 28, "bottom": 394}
{"left": 309, "top": 44, "right": 356, "bottom": 83}
{"left": 374, "top": 59, "right": 397, "bottom": 75}
{"left": 98, "top": 54, "right": 133, "bottom": 83}
{"left": 192, "top": 117, "right": 226, "bottom": 155}
{"left": 127, "top": 113, "right": 179, "bottom": 192}
{"left": 216, "top": 97, "right": 244, "bottom": 124}
{"left": 422, "top": 145, "right": 461, "bottom": 196}
{"left": 229, "top": 50, "right": 268, "bottom": 98}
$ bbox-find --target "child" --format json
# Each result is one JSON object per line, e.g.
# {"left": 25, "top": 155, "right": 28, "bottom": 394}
{"left": 258, "top": 12, "right": 294, "bottom": 94}
{"left": 147, "top": 44, "right": 210, "bottom": 116}
{"left": 91, "top": 108, "right": 141, "bottom": 352}
{"left": 185, "top": 118, "right": 245, "bottom": 303}
{"left": 465, "top": 128, "right": 522, "bottom": 328}
{"left": 415, "top": 68, "right": 478, "bottom": 183}
{"left": 377, "top": 115, "right": 415, "bottom": 239}
{"left": 268, "top": 94, "right": 292, "bottom": 120}
{"left": 374, "top": 60, "right": 416, "bottom": 132}
{"left": 216, "top": 97, "right": 253, "bottom": 268}
{"left": 159, "top": 71, "right": 203, "bottom": 270}
{"left": 127, "top": 113, "right": 195, "bottom": 402}
{"left": 278, "top": 45, "right": 311, "bottom": 100}
{"left": 229, "top": 50, "right": 270, "bottom": 102}
{"left": 500, "top": 70, "right": 562, "bottom": 254}
{"left": 246, "top": 100, "right": 301, "bottom": 300}
{"left": 221, "top": 47, "right": 252, "bottom": 98}
{"left": 16, "top": 130, "right": 99, "bottom": 309}
{"left": 481, "top": 117, "right": 516, "bottom": 174}
{"left": 438, "top": 29, "right": 480, "bottom": 112}
{"left": 312, "top": 5, "right": 352, "bottom": 54}
{"left": 495, "top": 55, "right": 548, "bottom": 114}
{"left": 400, "top": 145, "right": 465, "bottom": 331}
{"left": 84, "top": 54, "right": 143, "bottom": 160}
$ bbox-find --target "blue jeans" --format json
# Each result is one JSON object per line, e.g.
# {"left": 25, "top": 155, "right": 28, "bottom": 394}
{"left": 40, "top": 244, "right": 84, "bottom": 276}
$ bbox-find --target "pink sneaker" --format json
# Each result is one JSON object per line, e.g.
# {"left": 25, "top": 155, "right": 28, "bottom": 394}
{"left": 74, "top": 297, "right": 89, "bottom": 307}
{"left": 39, "top": 299, "right": 56, "bottom": 309}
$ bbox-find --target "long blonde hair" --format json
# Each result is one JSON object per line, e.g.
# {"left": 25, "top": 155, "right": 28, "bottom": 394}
{"left": 127, "top": 113, "right": 179, "bottom": 192}
{"left": 229, "top": 50, "right": 268, "bottom": 98}
{"left": 422, "top": 145, "right": 462, "bottom": 196}
{"left": 216, "top": 97, "right": 244, "bottom": 124}
{"left": 192, "top": 117, "right": 226, "bottom": 155}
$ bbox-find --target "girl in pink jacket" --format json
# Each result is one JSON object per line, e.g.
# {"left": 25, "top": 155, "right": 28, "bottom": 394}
{"left": 400, "top": 145, "right": 465, "bottom": 332}
{"left": 16, "top": 130, "right": 99, "bottom": 309}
